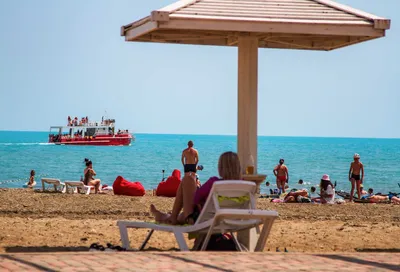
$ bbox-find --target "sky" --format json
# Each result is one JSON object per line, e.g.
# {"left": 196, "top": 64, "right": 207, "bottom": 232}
{"left": 0, "top": 0, "right": 399, "bottom": 138}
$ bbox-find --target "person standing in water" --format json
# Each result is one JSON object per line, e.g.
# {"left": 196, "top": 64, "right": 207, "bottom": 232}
{"left": 27, "top": 170, "right": 36, "bottom": 188}
{"left": 273, "top": 158, "right": 289, "bottom": 194}
{"left": 349, "top": 153, "right": 364, "bottom": 202}
{"left": 181, "top": 140, "right": 199, "bottom": 176}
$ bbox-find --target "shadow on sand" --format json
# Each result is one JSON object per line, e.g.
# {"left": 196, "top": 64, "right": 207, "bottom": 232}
{"left": 355, "top": 248, "right": 400, "bottom": 253}
{"left": 317, "top": 253, "right": 400, "bottom": 271}
{"left": 5, "top": 246, "right": 179, "bottom": 253}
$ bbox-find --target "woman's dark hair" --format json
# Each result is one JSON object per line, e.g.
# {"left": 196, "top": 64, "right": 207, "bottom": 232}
{"left": 84, "top": 158, "right": 92, "bottom": 167}
{"left": 30, "top": 170, "right": 35, "bottom": 176}
{"left": 320, "top": 179, "right": 333, "bottom": 191}
{"left": 311, "top": 186, "right": 316, "bottom": 193}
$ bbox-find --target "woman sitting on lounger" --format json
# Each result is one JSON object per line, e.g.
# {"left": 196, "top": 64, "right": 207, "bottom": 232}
{"left": 150, "top": 151, "right": 241, "bottom": 225}
{"left": 84, "top": 159, "right": 101, "bottom": 194}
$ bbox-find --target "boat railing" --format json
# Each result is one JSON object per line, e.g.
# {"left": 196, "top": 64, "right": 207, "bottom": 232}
{"left": 66, "top": 121, "right": 115, "bottom": 127}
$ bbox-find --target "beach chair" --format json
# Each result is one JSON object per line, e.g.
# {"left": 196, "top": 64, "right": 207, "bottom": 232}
{"left": 64, "top": 181, "right": 94, "bottom": 195}
{"left": 117, "top": 180, "right": 278, "bottom": 252}
{"left": 41, "top": 178, "right": 66, "bottom": 193}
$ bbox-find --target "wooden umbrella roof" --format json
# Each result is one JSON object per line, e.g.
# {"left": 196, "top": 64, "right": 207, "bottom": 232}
{"left": 121, "top": 0, "right": 390, "bottom": 51}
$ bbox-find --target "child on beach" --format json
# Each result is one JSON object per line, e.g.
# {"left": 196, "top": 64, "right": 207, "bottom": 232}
{"left": 349, "top": 153, "right": 364, "bottom": 202}
{"left": 27, "top": 170, "right": 36, "bottom": 188}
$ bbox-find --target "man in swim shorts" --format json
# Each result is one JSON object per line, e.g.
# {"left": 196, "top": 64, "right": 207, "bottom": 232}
{"left": 348, "top": 153, "right": 364, "bottom": 202}
{"left": 273, "top": 159, "right": 289, "bottom": 194}
{"left": 181, "top": 140, "right": 199, "bottom": 176}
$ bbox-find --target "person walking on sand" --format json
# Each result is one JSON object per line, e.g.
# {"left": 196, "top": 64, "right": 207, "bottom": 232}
{"left": 349, "top": 153, "right": 364, "bottom": 202}
{"left": 181, "top": 140, "right": 199, "bottom": 176}
{"left": 273, "top": 158, "right": 289, "bottom": 194}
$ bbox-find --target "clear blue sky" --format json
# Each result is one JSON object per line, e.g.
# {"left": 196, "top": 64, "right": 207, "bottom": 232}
{"left": 0, "top": 0, "right": 398, "bottom": 138}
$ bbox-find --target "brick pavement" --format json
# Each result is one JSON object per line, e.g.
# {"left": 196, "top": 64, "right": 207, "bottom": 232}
{"left": 0, "top": 252, "right": 399, "bottom": 272}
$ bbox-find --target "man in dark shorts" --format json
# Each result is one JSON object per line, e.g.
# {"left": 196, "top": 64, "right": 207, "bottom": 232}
{"left": 181, "top": 140, "right": 199, "bottom": 176}
{"left": 349, "top": 153, "right": 364, "bottom": 202}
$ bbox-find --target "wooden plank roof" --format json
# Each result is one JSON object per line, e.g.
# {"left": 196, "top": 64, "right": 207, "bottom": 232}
{"left": 121, "top": 0, "right": 390, "bottom": 51}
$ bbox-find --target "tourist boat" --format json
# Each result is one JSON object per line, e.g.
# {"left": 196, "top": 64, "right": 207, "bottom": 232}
{"left": 48, "top": 117, "right": 133, "bottom": 146}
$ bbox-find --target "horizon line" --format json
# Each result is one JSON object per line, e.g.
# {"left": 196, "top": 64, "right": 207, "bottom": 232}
{"left": 0, "top": 130, "right": 399, "bottom": 140}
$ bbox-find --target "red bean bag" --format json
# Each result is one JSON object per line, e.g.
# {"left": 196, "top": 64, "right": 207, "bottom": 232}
{"left": 156, "top": 169, "right": 181, "bottom": 197}
{"left": 113, "top": 176, "right": 145, "bottom": 197}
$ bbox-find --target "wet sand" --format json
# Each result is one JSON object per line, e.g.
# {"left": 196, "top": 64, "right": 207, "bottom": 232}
{"left": 0, "top": 189, "right": 399, "bottom": 253}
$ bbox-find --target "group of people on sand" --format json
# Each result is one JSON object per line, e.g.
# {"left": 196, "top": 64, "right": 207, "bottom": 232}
{"left": 26, "top": 159, "right": 104, "bottom": 193}
{"left": 269, "top": 153, "right": 399, "bottom": 204}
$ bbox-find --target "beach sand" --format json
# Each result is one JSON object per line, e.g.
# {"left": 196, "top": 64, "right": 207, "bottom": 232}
{"left": 0, "top": 189, "right": 399, "bottom": 253}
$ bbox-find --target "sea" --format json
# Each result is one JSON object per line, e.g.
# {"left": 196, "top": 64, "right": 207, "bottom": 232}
{"left": 0, "top": 131, "right": 399, "bottom": 194}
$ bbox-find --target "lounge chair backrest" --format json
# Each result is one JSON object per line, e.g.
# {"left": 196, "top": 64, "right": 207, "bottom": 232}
{"left": 42, "top": 178, "right": 61, "bottom": 184}
{"left": 195, "top": 180, "right": 256, "bottom": 224}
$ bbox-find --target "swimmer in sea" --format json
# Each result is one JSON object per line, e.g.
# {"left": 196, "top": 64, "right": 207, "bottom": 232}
{"left": 349, "top": 153, "right": 364, "bottom": 202}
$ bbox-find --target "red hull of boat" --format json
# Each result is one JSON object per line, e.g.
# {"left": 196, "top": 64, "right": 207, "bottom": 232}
{"left": 49, "top": 135, "right": 132, "bottom": 146}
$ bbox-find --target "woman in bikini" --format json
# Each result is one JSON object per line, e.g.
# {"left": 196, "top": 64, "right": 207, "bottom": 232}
{"left": 150, "top": 151, "right": 242, "bottom": 225}
{"left": 27, "top": 170, "right": 36, "bottom": 188}
{"left": 83, "top": 159, "right": 101, "bottom": 194}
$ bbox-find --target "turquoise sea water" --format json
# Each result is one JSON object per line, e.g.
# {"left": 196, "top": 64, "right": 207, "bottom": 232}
{"left": 0, "top": 131, "right": 399, "bottom": 194}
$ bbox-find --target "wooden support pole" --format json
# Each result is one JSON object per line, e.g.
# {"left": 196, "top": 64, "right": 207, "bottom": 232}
{"left": 237, "top": 35, "right": 259, "bottom": 252}
{"left": 237, "top": 35, "right": 258, "bottom": 174}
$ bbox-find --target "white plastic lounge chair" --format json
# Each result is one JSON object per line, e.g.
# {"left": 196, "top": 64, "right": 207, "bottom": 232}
{"left": 117, "top": 180, "right": 278, "bottom": 252}
{"left": 41, "top": 178, "right": 66, "bottom": 193}
{"left": 64, "top": 181, "right": 94, "bottom": 195}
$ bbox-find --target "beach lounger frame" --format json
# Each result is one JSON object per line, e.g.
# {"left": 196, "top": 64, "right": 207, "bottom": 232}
{"left": 64, "top": 181, "right": 94, "bottom": 195}
{"left": 117, "top": 180, "right": 278, "bottom": 252}
{"left": 41, "top": 178, "right": 66, "bottom": 193}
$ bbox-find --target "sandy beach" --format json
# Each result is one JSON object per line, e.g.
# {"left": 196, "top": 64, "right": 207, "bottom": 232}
{"left": 0, "top": 189, "right": 399, "bottom": 254}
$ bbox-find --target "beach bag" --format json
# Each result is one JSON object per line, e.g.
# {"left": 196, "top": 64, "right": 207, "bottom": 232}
{"left": 196, "top": 233, "right": 238, "bottom": 251}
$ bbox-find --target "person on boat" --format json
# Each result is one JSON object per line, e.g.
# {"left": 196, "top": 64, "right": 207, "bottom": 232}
{"left": 83, "top": 159, "right": 102, "bottom": 194}
{"left": 349, "top": 153, "right": 364, "bottom": 202}
{"left": 150, "top": 151, "right": 241, "bottom": 225}
{"left": 27, "top": 170, "right": 36, "bottom": 188}
{"left": 181, "top": 140, "right": 199, "bottom": 176}
{"left": 67, "top": 116, "right": 72, "bottom": 126}
{"left": 273, "top": 159, "right": 289, "bottom": 194}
